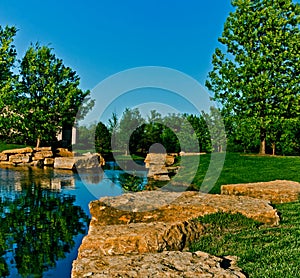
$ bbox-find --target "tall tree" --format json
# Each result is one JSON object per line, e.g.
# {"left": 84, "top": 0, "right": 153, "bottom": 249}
{"left": 95, "top": 121, "right": 111, "bottom": 153}
{"left": 206, "top": 0, "right": 300, "bottom": 154}
{"left": 0, "top": 25, "right": 18, "bottom": 141}
{"left": 116, "top": 108, "right": 144, "bottom": 155}
{"left": 18, "top": 44, "right": 94, "bottom": 147}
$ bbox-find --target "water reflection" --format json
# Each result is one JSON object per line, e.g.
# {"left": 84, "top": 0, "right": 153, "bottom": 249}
{"left": 0, "top": 161, "right": 149, "bottom": 277}
{"left": 0, "top": 167, "right": 89, "bottom": 278}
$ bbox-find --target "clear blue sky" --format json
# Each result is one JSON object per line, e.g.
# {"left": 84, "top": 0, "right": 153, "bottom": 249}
{"left": 0, "top": 0, "right": 234, "bottom": 90}
{"left": 0, "top": 1, "right": 238, "bottom": 122}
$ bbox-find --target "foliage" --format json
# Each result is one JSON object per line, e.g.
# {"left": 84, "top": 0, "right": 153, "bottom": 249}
{"left": 190, "top": 201, "right": 300, "bottom": 277}
{"left": 0, "top": 181, "right": 89, "bottom": 277}
{"left": 118, "top": 172, "right": 145, "bottom": 192}
{"left": 76, "top": 123, "right": 97, "bottom": 150}
{"left": 206, "top": 0, "right": 300, "bottom": 155}
{"left": 0, "top": 25, "right": 19, "bottom": 142}
{"left": 116, "top": 108, "right": 144, "bottom": 155}
{"left": 17, "top": 43, "right": 93, "bottom": 147}
{"left": 95, "top": 121, "right": 111, "bottom": 153}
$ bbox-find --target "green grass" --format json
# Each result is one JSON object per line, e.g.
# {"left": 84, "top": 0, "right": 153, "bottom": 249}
{"left": 0, "top": 142, "right": 32, "bottom": 152}
{"left": 175, "top": 153, "right": 300, "bottom": 193}
{"left": 183, "top": 153, "right": 300, "bottom": 277}
{"left": 189, "top": 202, "right": 300, "bottom": 277}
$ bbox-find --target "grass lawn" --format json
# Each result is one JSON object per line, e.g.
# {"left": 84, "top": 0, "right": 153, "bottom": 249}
{"left": 189, "top": 202, "right": 300, "bottom": 277}
{"left": 0, "top": 142, "right": 32, "bottom": 153}
{"left": 184, "top": 153, "right": 300, "bottom": 277}
{"left": 177, "top": 153, "right": 300, "bottom": 193}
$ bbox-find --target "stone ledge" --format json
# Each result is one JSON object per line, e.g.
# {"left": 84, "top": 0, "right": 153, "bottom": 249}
{"left": 72, "top": 191, "right": 279, "bottom": 277}
{"left": 78, "top": 220, "right": 205, "bottom": 258}
{"left": 221, "top": 180, "right": 300, "bottom": 204}
{"left": 89, "top": 191, "right": 279, "bottom": 226}
{"left": 72, "top": 251, "right": 246, "bottom": 278}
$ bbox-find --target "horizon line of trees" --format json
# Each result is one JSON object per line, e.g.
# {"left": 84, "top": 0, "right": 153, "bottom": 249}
{"left": 76, "top": 105, "right": 300, "bottom": 156}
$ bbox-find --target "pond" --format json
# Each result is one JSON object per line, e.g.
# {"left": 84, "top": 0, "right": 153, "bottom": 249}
{"left": 0, "top": 162, "right": 148, "bottom": 278}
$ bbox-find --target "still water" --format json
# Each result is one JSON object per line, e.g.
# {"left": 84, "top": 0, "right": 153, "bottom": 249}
{"left": 0, "top": 163, "right": 147, "bottom": 278}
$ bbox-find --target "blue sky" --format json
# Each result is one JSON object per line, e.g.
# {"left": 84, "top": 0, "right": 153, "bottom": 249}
{"left": 0, "top": 1, "right": 233, "bottom": 89}
{"left": 0, "top": 1, "right": 246, "bottom": 124}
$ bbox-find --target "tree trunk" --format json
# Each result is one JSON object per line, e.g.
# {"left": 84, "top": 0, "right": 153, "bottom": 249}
{"left": 259, "top": 127, "right": 266, "bottom": 155}
{"left": 271, "top": 142, "right": 276, "bottom": 156}
{"left": 36, "top": 137, "right": 41, "bottom": 149}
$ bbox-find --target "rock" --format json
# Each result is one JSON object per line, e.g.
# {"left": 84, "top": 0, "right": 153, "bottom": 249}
{"left": 72, "top": 251, "right": 246, "bottom": 278}
{"left": 78, "top": 220, "right": 205, "bottom": 257}
{"left": 33, "top": 151, "right": 53, "bottom": 160}
{"left": 33, "top": 147, "right": 52, "bottom": 151}
{"left": 44, "top": 158, "right": 55, "bottom": 166}
{"left": 31, "top": 160, "right": 44, "bottom": 167}
{"left": 9, "top": 154, "right": 31, "bottom": 164}
{"left": 89, "top": 191, "right": 279, "bottom": 226}
{"left": 179, "top": 152, "right": 205, "bottom": 156}
{"left": 145, "top": 153, "right": 177, "bottom": 181}
{"left": 3, "top": 147, "right": 33, "bottom": 154}
{"left": 73, "top": 191, "right": 268, "bottom": 278}
{"left": 54, "top": 157, "right": 76, "bottom": 170}
{"left": 54, "top": 154, "right": 104, "bottom": 170}
{"left": 221, "top": 180, "right": 300, "bottom": 204}
{"left": 56, "top": 148, "right": 74, "bottom": 157}
{"left": 75, "top": 154, "right": 104, "bottom": 169}
{"left": 0, "top": 153, "right": 8, "bottom": 161}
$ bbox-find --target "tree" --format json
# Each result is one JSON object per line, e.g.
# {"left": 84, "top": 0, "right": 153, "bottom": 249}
{"left": 187, "top": 114, "right": 212, "bottom": 153}
{"left": 18, "top": 43, "right": 94, "bottom": 147}
{"left": 116, "top": 108, "right": 144, "bottom": 155}
{"left": 206, "top": 0, "right": 300, "bottom": 154}
{"left": 0, "top": 25, "right": 19, "bottom": 141}
{"left": 95, "top": 121, "right": 111, "bottom": 153}
{"left": 107, "top": 112, "right": 119, "bottom": 149}
{"left": 202, "top": 107, "right": 227, "bottom": 152}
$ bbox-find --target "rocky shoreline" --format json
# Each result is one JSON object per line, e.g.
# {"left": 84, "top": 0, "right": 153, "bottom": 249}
{"left": 0, "top": 147, "right": 105, "bottom": 170}
{"left": 72, "top": 180, "right": 300, "bottom": 277}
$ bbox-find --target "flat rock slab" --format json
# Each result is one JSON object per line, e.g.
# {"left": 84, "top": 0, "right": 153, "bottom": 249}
{"left": 221, "top": 180, "right": 300, "bottom": 204}
{"left": 78, "top": 220, "right": 205, "bottom": 257}
{"left": 72, "top": 251, "right": 246, "bottom": 278}
{"left": 2, "top": 147, "right": 33, "bottom": 154}
{"left": 90, "top": 191, "right": 279, "bottom": 226}
{"left": 73, "top": 191, "right": 278, "bottom": 277}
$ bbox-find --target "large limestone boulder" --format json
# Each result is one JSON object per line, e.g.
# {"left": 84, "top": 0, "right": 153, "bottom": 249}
{"left": 9, "top": 154, "right": 31, "bottom": 164}
{"left": 89, "top": 191, "right": 279, "bottom": 226}
{"left": 72, "top": 191, "right": 278, "bottom": 277}
{"left": 2, "top": 147, "right": 33, "bottom": 154}
{"left": 221, "top": 180, "right": 300, "bottom": 204}
{"left": 54, "top": 154, "right": 105, "bottom": 170}
{"left": 144, "top": 153, "right": 177, "bottom": 181}
{"left": 54, "top": 157, "right": 75, "bottom": 170}
{"left": 72, "top": 251, "right": 246, "bottom": 278}
{"left": 0, "top": 153, "right": 8, "bottom": 161}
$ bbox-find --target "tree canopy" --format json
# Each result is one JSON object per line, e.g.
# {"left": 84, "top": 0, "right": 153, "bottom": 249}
{"left": 0, "top": 26, "right": 18, "bottom": 140}
{"left": 18, "top": 44, "right": 94, "bottom": 147}
{"left": 206, "top": 0, "right": 300, "bottom": 154}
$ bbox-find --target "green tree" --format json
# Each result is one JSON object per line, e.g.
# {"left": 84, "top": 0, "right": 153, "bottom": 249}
{"left": 18, "top": 43, "right": 94, "bottom": 147}
{"left": 116, "top": 108, "right": 144, "bottom": 155}
{"left": 76, "top": 124, "right": 97, "bottom": 150}
{"left": 107, "top": 112, "right": 119, "bottom": 149}
{"left": 0, "top": 25, "right": 19, "bottom": 142}
{"left": 95, "top": 121, "right": 111, "bottom": 153}
{"left": 187, "top": 114, "right": 212, "bottom": 153}
{"left": 202, "top": 107, "right": 227, "bottom": 152}
{"left": 206, "top": 0, "right": 300, "bottom": 154}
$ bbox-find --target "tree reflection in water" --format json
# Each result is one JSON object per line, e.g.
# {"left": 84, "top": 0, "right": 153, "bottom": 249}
{"left": 0, "top": 173, "right": 90, "bottom": 277}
